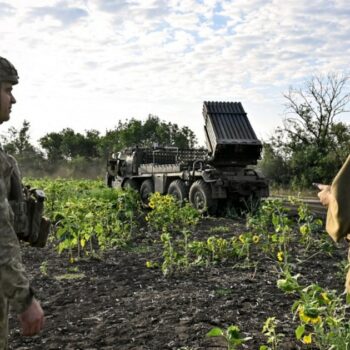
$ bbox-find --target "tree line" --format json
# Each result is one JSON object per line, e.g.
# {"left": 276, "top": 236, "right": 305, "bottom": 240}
{"left": 0, "top": 115, "right": 197, "bottom": 178}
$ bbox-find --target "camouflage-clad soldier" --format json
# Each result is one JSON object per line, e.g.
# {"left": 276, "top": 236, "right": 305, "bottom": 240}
{"left": 0, "top": 56, "right": 44, "bottom": 349}
{"left": 317, "top": 155, "right": 350, "bottom": 292}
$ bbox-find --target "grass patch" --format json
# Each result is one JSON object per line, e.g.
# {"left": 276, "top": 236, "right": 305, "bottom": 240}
{"left": 215, "top": 287, "right": 232, "bottom": 297}
{"left": 55, "top": 273, "right": 86, "bottom": 281}
{"left": 123, "top": 243, "right": 153, "bottom": 254}
{"left": 209, "top": 226, "right": 231, "bottom": 234}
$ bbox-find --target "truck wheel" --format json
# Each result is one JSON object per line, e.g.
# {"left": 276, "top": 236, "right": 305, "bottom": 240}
{"left": 106, "top": 173, "right": 114, "bottom": 188}
{"left": 140, "top": 179, "right": 154, "bottom": 207}
{"left": 167, "top": 180, "right": 187, "bottom": 204}
{"left": 189, "top": 180, "right": 217, "bottom": 214}
{"left": 123, "top": 179, "right": 139, "bottom": 191}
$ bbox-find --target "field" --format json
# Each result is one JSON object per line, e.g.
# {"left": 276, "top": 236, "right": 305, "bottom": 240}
{"left": 8, "top": 179, "right": 350, "bottom": 350}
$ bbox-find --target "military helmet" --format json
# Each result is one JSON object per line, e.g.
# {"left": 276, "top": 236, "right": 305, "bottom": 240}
{"left": 0, "top": 56, "right": 19, "bottom": 85}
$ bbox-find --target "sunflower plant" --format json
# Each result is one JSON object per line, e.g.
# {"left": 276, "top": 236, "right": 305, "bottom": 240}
{"left": 146, "top": 193, "right": 200, "bottom": 275}
{"left": 207, "top": 325, "right": 251, "bottom": 350}
{"left": 288, "top": 282, "right": 350, "bottom": 349}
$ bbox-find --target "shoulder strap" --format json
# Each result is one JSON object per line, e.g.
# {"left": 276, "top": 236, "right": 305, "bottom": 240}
{"left": 5, "top": 154, "right": 29, "bottom": 237}
{"left": 9, "top": 165, "right": 24, "bottom": 201}
{"left": 0, "top": 149, "right": 12, "bottom": 178}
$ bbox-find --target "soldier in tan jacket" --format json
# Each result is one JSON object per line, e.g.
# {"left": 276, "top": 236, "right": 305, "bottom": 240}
{"left": 317, "top": 155, "right": 350, "bottom": 293}
{"left": 0, "top": 56, "right": 44, "bottom": 349}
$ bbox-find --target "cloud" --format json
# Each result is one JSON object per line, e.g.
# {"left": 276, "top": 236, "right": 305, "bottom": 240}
{"left": 2, "top": 0, "right": 350, "bottom": 145}
{"left": 0, "top": 2, "right": 15, "bottom": 17}
{"left": 142, "top": 0, "right": 172, "bottom": 19}
{"left": 96, "top": 0, "right": 133, "bottom": 13}
{"left": 28, "top": 1, "right": 88, "bottom": 26}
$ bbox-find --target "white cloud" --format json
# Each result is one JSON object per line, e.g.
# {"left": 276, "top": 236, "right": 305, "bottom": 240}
{"left": 0, "top": 2, "right": 15, "bottom": 17}
{"left": 28, "top": 1, "right": 89, "bottom": 27}
{"left": 0, "top": 0, "right": 349, "bottom": 147}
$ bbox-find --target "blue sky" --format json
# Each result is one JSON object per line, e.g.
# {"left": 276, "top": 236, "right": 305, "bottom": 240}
{"left": 1, "top": 0, "right": 350, "bottom": 146}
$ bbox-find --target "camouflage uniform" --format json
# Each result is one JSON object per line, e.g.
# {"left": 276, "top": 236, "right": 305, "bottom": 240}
{"left": 0, "top": 149, "right": 33, "bottom": 350}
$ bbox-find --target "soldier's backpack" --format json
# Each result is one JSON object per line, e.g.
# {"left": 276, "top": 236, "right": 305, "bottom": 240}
{"left": 8, "top": 166, "right": 51, "bottom": 248}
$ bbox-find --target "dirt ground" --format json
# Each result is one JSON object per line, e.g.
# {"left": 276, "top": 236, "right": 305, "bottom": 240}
{"left": 8, "top": 217, "right": 348, "bottom": 350}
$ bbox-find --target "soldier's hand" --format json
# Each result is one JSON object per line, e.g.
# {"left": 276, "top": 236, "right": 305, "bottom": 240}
{"left": 317, "top": 184, "right": 332, "bottom": 207}
{"left": 18, "top": 298, "right": 45, "bottom": 336}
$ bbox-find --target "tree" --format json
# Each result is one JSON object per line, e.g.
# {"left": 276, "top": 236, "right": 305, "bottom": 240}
{"left": 282, "top": 73, "right": 350, "bottom": 155}
{"left": 258, "top": 143, "right": 291, "bottom": 186}
{"left": 268, "top": 73, "right": 350, "bottom": 186}
{"left": 1, "top": 120, "right": 36, "bottom": 155}
{"left": 101, "top": 115, "right": 197, "bottom": 153}
{"left": 39, "top": 131, "right": 65, "bottom": 161}
{"left": 40, "top": 128, "right": 102, "bottom": 161}
{"left": 0, "top": 120, "right": 45, "bottom": 176}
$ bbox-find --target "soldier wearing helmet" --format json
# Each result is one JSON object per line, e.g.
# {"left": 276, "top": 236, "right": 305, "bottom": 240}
{"left": 0, "top": 56, "right": 45, "bottom": 349}
{"left": 0, "top": 57, "right": 18, "bottom": 124}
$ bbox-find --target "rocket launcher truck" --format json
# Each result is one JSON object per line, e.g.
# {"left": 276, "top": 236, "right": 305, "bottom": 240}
{"left": 106, "top": 101, "right": 269, "bottom": 213}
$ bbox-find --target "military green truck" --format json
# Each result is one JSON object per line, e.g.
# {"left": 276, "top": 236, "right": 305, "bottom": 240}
{"left": 106, "top": 101, "right": 269, "bottom": 213}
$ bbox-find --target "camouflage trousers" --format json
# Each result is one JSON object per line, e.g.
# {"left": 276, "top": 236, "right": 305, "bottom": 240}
{"left": 0, "top": 296, "right": 8, "bottom": 350}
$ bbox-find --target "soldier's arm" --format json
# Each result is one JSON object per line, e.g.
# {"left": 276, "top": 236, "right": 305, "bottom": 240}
{"left": 0, "top": 176, "right": 33, "bottom": 313}
{"left": 317, "top": 184, "right": 332, "bottom": 206}
{"left": 323, "top": 155, "right": 350, "bottom": 242}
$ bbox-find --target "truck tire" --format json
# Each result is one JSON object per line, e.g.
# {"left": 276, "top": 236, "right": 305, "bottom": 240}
{"left": 167, "top": 179, "right": 187, "bottom": 204}
{"left": 140, "top": 179, "right": 154, "bottom": 207}
{"left": 189, "top": 180, "right": 217, "bottom": 214}
{"left": 123, "top": 179, "right": 139, "bottom": 191}
{"left": 106, "top": 173, "right": 114, "bottom": 188}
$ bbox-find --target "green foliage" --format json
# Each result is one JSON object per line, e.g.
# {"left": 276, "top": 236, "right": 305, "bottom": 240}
{"left": 1, "top": 115, "right": 196, "bottom": 177}
{"left": 1, "top": 120, "right": 35, "bottom": 154}
{"left": 0, "top": 120, "right": 46, "bottom": 176}
{"left": 260, "top": 317, "right": 285, "bottom": 350}
{"left": 247, "top": 199, "right": 291, "bottom": 259}
{"left": 207, "top": 325, "right": 251, "bottom": 350}
{"left": 247, "top": 195, "right": 350, "bottom": 348}
{"left": 207, "top": 236, "right": 233, "bottom": 261}
{"left": 146, "top": 193, "right": 199, "bottom": 234}
{"left": 292, "top": 284, "right": 350, "bottom": 348}
{"left": 209, "top": 225, "right": 231, "bottom": 234}
{"left": 102, "top": 115, "right": 197, "bottom": 152}
{"left": 277, "top": 269, "right": 301, "bottom": 294}
{"left": 189, "top": 232, "right": 257, "bottom": 266}
{"left": 146, "top": 193, "right": 200, "bottom": 275}
{"left": 39, "top": 261, "right": 48, "bottom": 276}
{"left": 276, "top": 268, "right": 350, "bottom": 349}
{"left": 39, "top": 128, "right": 101, "bottom": 161}
{"left": 26, "top": 178, "right": 141, "bottom": 260}
{"left": 262, "top": 73, "right": 350, "bottom": 188}
{"left": 24, "top": 176, "right": 350, "bottom": 349}
{"left": 246, "top": 199, "right": 282, "bottom": 234}
{"left": 258, "top": 143, "right": 290, "bottom": 186}
{"left": 41, "top": 119, "right": 193, "bottom": 162}
{"left": 145, "top": 194, "right": 258, "bottom": 275}
{"left": 289, "top": 196, "right": 324, "bottom": 249}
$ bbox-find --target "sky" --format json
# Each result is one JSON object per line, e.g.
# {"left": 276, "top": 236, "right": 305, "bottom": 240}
{"left": 1, "top": 0, "right": 350, "bottom": 146}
